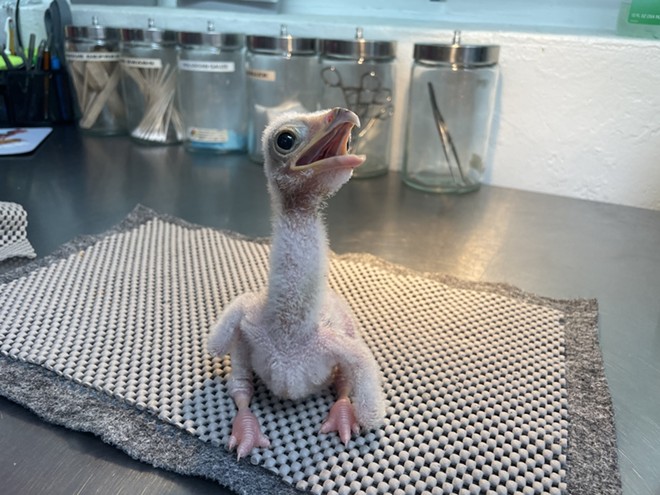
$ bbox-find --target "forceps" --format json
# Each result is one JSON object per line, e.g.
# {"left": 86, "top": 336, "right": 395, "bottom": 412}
{"left": 427, "top": 82, "right": 467, "bottom": 185}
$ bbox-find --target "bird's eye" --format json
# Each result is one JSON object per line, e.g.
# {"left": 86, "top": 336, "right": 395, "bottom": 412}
{"left": 276, "top": 131, "right": 296, "bottom": 152}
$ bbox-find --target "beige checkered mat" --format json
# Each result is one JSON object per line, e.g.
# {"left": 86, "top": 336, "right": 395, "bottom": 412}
{"left": 0, "top": 207, "right": 620, "bottom": 495}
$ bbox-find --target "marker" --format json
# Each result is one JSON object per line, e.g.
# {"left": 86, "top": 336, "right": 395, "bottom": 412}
{"left": 6, "top": 18, "right": 15, "bottom": 55}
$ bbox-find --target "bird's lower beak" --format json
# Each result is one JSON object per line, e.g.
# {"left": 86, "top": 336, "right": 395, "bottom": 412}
{"left": 291, "top": 108, "right": 366, "bottom": 172}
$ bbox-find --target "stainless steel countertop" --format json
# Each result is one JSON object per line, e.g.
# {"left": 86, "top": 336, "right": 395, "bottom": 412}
{"left": 1, "top": 127, "right": 659, "bottom": 495}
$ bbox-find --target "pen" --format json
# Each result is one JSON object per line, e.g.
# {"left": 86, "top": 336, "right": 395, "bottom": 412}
{"left": 43, "top": 46, "right": 51, "bottom": 119}
{"left": 16, "top": 46, "right": 27, "bottom": 70}
{"left": 35, "top": 40, "right": 46, "bottom": 73}
{"left": 51, "top": 54, "right": 69, "bottom": 120}
{"left": 27, "top": 33, "right": 36, "bottom": 71}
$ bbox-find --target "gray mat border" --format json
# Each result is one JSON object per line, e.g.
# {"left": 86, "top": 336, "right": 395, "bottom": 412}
{"left": 0, "top": 205, "right": 621, "bottom": 495}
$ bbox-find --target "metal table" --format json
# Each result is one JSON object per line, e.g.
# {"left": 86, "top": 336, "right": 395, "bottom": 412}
{"left": 1, "top": 127, "right": 658, "bottom": 495}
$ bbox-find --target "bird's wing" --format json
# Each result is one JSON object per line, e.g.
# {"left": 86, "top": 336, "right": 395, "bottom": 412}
{"left": 207, "top": 292, "right": 258, "bottom": 357}
{"left": 326, "top": 290, "right": 358, "bottom": 338}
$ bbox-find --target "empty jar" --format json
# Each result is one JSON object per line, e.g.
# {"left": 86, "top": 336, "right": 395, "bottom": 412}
{"left": 320, "top": 28, "right": 396, "bottom": 178}
{"left": 177, "top": 23, "right": 246, "bottom": 153}
{"left": 403, "top": 32, "right": 500, "bottom": 193}
{"left": 64, "top": 17, "right": 125, "bottom": 135}
{"left": 246, "top": 25, "right": 319, "bottom": 162}
{"left": 120, "top": 19, "right": 182, "bottom": 144}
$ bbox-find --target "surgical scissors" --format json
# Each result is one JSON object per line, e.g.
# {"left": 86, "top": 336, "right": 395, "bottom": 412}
{"left": 321, "top": 66, "right": 393, "bottom": 139}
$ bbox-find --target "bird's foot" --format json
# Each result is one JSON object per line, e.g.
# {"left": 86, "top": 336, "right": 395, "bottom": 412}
{"left": 229, "top": 408, "right": 271, "bottom": 460}
{"left": 320, "top": 397, "right": 360, "bottom": 446}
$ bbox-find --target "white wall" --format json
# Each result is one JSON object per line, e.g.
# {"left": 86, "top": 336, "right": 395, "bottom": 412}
{"left": 68, "top": 4, "right": 660, "bottom": 210}
{"left": 484, "top": 32, "right": 660, "bottom": 210}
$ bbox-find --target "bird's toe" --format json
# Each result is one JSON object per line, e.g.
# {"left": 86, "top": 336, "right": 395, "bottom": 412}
{"left": 321, "top": 397, "right": 359, "bottom": 446}
{"left": 229, "top": 408, "right": 271, "bottom": 460}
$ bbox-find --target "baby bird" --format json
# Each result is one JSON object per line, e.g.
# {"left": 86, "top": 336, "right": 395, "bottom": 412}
{"left": 207, "top": 108, "right": 386, "bottom": 459}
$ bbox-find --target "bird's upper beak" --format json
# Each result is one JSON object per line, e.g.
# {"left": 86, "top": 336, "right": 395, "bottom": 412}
{"left": 291, "top": 108, "right": 366, "bottom": 172}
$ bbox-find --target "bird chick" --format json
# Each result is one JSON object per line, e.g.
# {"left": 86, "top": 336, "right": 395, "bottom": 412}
{"left": 207, "top": 107, "right": 386, "bottom": 459}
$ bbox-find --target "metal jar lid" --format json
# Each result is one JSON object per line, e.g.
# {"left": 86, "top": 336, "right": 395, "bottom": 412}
{"left": 247, "top": 25, "right": 317, "bottom": 56}
{"left": 178, "top": 21, "right": 244, "bottom": 49}
{"left": 65, "top": 16, "right": 119, "bottom": 41}
{"left": 414, "top": 31, "right": 499, "bottom": 68}
{"left": 321, "top": 28, "right": 396, "bottom": 61}
{"left": 120, "top": 18, "right": 176, "bottom": 45}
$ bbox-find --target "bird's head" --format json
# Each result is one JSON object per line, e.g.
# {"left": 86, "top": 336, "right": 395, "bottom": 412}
{"left": 262, "top": 107, "right": 365, "bottom": 210}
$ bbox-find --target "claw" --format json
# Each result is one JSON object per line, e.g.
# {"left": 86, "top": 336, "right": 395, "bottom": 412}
{"left": 320, "top": 397, "right": 359, "bottom": 445}
{"left": 229, "top": 408, "right": 270, "bottom": 460}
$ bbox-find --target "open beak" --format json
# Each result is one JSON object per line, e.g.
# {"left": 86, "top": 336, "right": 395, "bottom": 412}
{"left": 290, "top": 108, "right": 366, "bottom": 172}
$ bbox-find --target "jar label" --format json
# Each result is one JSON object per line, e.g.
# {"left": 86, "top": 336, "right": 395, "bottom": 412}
{"left": 188, "top": 127, "right": 229, "bottom": 143}
{"left": 247, "top": 68, "right": 276, "bottom": 82}
{"left": 121, "top": 57, "right": 163, "bottom": 69}
{"left": 178, "top": 60, "right": 236, "bottom": 73}
{"left": 65, "top": 52, "right": 121, "bottom": 62}
{"left": 628, "top": 0, "right": 660, "bottom": 25}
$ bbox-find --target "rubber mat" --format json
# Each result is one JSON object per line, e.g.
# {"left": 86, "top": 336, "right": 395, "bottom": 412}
{"left": 0, "top": 202, "right": 35, "bottom": 262}
{"left": 0, "top": 206, "right": 620, "bottom": 495}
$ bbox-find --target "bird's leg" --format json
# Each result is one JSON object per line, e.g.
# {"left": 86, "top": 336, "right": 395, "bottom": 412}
{"left": 228, "top": 389, "right": 271, "bottom": 460}
{"left": 227, "top": 340, "right": 270, "bottom": 460}
{"left": 320, "top": 368, "right": 360, "bottom": 445}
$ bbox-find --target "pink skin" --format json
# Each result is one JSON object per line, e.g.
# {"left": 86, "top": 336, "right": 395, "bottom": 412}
{"left": 229, "top": 391, "right": 270, "bottom": 460}
{"left": 320, "top": 371, "right": 360, "bottom": 445}
{"left": 208, "top": 108, "right": 385, "bottom": 459}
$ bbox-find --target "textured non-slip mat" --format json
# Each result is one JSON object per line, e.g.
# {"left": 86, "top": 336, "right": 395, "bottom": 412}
{"left": 0, "top": 206, "right": 621, "bottom": 495}
{"left": 0, "top": 201, "right": 36, "bottom": 263}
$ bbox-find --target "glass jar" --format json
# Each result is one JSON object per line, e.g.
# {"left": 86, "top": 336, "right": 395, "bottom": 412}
{"left": 120, "top": 19, "right": 182, "bottom": 145}
{"left": 403, "top": 32, "right": 500, "bottom": 193}
{"left": 246, "top": 25, "right": 319, "bottom": 163}
{"left": 177, "top": 22, "right": 246, "bottom": 153}
{"left": 64, "top": 17, "right": 125, "bottom": 135}
{"left": 320, "top": 28, "right": 396, "bottom": 178}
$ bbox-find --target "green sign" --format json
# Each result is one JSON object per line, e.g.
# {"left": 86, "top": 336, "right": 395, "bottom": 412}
{"left": 629, "top": 0, "right": 660, "bottom": 25}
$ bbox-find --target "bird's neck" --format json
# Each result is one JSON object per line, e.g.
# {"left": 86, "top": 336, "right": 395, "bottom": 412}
{"left": 266, "top": 200, "right": 328, "bottom": 334}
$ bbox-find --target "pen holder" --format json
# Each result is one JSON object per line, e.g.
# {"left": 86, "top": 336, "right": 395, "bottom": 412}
{"left": 0, "top": 69, "right": 75, "bottom": 126}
